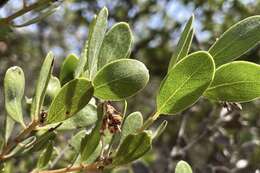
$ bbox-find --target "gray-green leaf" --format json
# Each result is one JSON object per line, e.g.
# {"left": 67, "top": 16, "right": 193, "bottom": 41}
{"left": 31, "top": 52, "right": 54, "bottom": 120}
{"left": 98, "top": 22, "right": 133, "bottom": 69}
{"left": 60, "top": 54, "right": 79, "bottom": 86}
{"left": 4, "top": 66, "right": 25, "bottom": 126}
{"left": 168, "top": 15, "right": 194, "bottom": 70}
{"left": 153, "top": 120, "right": 168, "bottom": 139}
{"left": 37, "top": 141, "right": 53, "bottom": 169}
{"left": 47, "top": 78, "right": 94, "bottom": 123}
{"left": 93, "top": 59, "right": 149, "bottom": 100}
{"left": 120, "top": 112, "right": 143, "bottom": 143}
{"left": 157, "top": 51, "right": 215, "bottom": 115}
{"left": 175, "top": 160, "right": 193, "bottom": 173}
{"left": 80, "top": 104, "right": 103, "bottom": 161}
{"left": 204, "top": 61, "right": 260, "bottom": 102}
{"left": 113, "top": 131, "right": 152, "bottom": 166}
{"left": 209, "top": 15, "right": 260, "bottom": 67}
{"left": 88, "top": 7, "right": 108, "bottom": 79}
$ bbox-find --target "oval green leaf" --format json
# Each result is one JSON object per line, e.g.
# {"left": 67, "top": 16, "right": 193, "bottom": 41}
{"left": 44, "top": 76, "right": 61, "bottom": 106}
{"left": 209, "top": 15, "right": 260, "bottom": 67}
{"left": 93, "top": 59, "right": 149, "bottom": 100}
{"left": 4, "top": 66, "right": 25, "bottom": 126}
{"left": 98, "top": 22, "right": 133, "bottom": 70}
{"left": 204, "top": 61, "right": 260, "bottom": 102}
{"left": 113, "top": 131, "right": 152, "bottom": 166}
{"left": 120, "top": 112, "right": 143, "bottom": 143}
{"left": 168, "top": 15, "right": 194, "bottom": 70}
{"left": 31, "top": 52, "right": 54, "bottom": 120}
{"left": 47, "top": 78, "right": 94, "bottom": 123}
{"left": 60, "top": 54, "right": 79, "bottom": 86}
{"left": 88, "top": 7, "right": 108, "bottom": 79}
{"left": 175, "top": 160, "right": 193, "bottom": 173}
{"left": 157, "top": 51, "right": 215, "bottom": 115}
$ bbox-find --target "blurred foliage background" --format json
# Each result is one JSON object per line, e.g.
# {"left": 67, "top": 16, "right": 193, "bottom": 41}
{"left": 0, "top": 0, "right": 260, "bottom": 172}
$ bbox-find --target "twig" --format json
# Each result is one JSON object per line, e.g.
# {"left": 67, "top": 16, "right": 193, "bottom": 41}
{"left": 0, "top": 120, "right": 39, "bottom": 160}
{"left": 0, "top": 0, "right": 53, "bottom": 25}
{"left": 38, "top": 162, "right": 101, "bottom": 173}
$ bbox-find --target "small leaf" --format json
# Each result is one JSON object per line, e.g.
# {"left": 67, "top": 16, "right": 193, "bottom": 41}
{"left": 157, "top": 51, "right": 215, "bottom": 115}
{"left": 93, "top": 59, "right": 149, "bottom": 100}
{"left": 120, "top": 112, "right": 143, "bottom": 143}
{"left": 4, "top": 116, "right": 15, "bottom": 143}
{"left": 168, "top": 15, "right": 194, "bottom": 70}
{"left": 5, "top": 136, "right": 36, "bottom": 159}
{"left": 153, "top": 120, "right": 168, "bottom": 139}
{"left": 44, "top": 76, "right": 61, "bottom": 106}
{"left": 98, "top": 22, "right": 133, "bottom": 69}
{"left": 204, "top": 61, "right": 260, "bottom": 102}
{"left": 88, "top": 7, "right": 108, "bottom": 79}
{"left": 60, "top": 54, "right": 79, "bottom": 85}
{"left": 113, "top": 131, "right": 152, "bottom": 166}
{"left": 209, "top": 15, "right": 260, "bottom": 67}
{"left": 175, "top": 160, "right": 193, "bottom": 173}
{"left": 4, "top": 66, "right": 25, "bottom": 126}
{"left": 37, "top": 141, "right": 54, "bottom": 169}
{"left": 47, "top": 78, "right": 94, "bottom": 123}
{"left": 74, "top": 41, "right": 88, "bottom": 78}
{"left": 80, "top": 104, "right": 103, "bottom": 161}
{"left": 31, "top": 52, "right": 54, "bottom": 120}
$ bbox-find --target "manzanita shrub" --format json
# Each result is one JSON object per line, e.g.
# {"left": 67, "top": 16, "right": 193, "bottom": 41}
{"left": 1, "top": 7, "right": 260, "bottom": 173}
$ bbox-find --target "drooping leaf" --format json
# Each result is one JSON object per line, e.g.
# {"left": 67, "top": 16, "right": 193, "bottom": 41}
{"left": 152, "top": 120, "right": 168, "bottom": 139}
{"left": 204, "top": 61, "right": 260, "bottom": 102}
{"left": 112, "top": 131, "right": 152, "bottom": 166}
{"left": 93, "top": 59, "right": 149, "bottom": 100}
{"left": 168, "top": 15, "right": 194, "bottom": 70}
{"left": 209, "top": 15, "right": 260, "bottom": 67}
{"left": 120, "top": 112, "right": 143, "bottom": 143}
{"left": 31, "top": 52, "right": 54, "bottom": 120}
{"left": 60, "top": 54, "right": 79, "bottom": 86}
{"left": 36, "top": 141, "right": 54, "bottom": 169}
{"left": 4, "top": 66, "right": 25, "bottom": 126}
{"left": 175, "top": 160, "right": 193, "bottom": 173}
{"left": 44, "top": 76, "right": 61, "bottom": 106}
{"left": 157, "top": 51, "right": 215, "bottom": 115}
{"left": 47, "top": 78, "right": 94, "bottom": 123}
{"left": 98, "top": 22, "right": 133, "bottom": 69}
{"left": 87, "top": 7, "right": 108, "bottom": 79}
{"left": 80, "top": 104, "right": 103, "bottom": 161}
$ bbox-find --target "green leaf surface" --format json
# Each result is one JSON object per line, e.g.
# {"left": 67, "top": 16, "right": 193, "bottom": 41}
{"left": 28, "top": 131, "right": 56, "bottom": 152}
{"left": 153, "top": 120, "right": 168, "bottom": 139}
{"left": 37, "top": 141, "right": 53, "bottom": 169}
{"left": 80, "top": 104, "right": 103, "bottom": 161}
{"left": 44, "top": 76, "right": 61, "bottom": 106}
{"left": 113, "top": 131, "right": 152, "bottom": 166}
{"left": 209, "top": 15, "right": 260, "bottom": 67}
{"left": 47, "top": 78, "right": 94, "bottom": 123}
{"left": 98, "top": 22, "right": 133, "bottom": 69}
{"left": 31, "top": 52, "right": 54, "bottom": 120}
{"left": 175, "top": 160, "right": 193, "bottom": 173}
{"left": 60, "top": 54, "right": 79, "bottom": 86}
{"left": 168, "top": 15, "right": 194, "bottom": 70}
{"left": 74, "top": 41, "right": 88, "bottom": 78}
{"left": 69, "top": 130, "right": 87, "bottom": 152}
{"left": 5, "top": 116, "right": 15, "bottom": 143}
{"left": 88, "top": 7, "right": 108, "bottom": 79}
{"left": 4, "top": 66, "right": 25, "bottom": 126}
{"left": 120, "top": 112, "right": 143, "bottom": 143}
{"left": 157, "top": 51, "right": 215, "bottom": 115}
{"left": 204, "top": 61, "right": 260, "bottom": 102}
{"left": 93, "top": 59, "right": 149, "bottom": 100}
